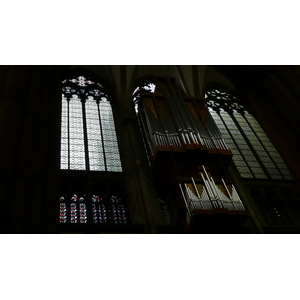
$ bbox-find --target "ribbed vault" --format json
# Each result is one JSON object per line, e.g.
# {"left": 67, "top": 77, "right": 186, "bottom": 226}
{"left": 69, "top": 65, "right": 236, "bottom": 99}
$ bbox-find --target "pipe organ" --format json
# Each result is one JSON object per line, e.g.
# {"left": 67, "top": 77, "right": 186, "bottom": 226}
{"left": 134, "top": 78, "right": 229, "bottom": 156}
{"left": 180, "top": 166, "right": 245, "bottom": 215}
{"left": 134, "top": 77, "right": 248, "bottom": 233}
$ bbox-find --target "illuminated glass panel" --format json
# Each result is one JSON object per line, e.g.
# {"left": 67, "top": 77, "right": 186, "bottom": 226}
{"left": 99, "top": 98, "right": 122, "bottom": 172}
{"left": 69, "top": 95, "right": 85, "bottom": 170}
{"left": 60, "top": 96, "right": 69, "bottom": 169}
{"left": 79, "top": 197, "right": 87, "bottom": 223}
{"left": 86, "top": 97, "right": 105, "bottom": 171}
{"left": 91, "top": 194, "right": 127, "bottom": 224}
{"left": 206, "top": 89, "right": 292, "bottom": 180}
{"left": 70, "top": 195, "right": 78, "bottom": 223}
{"left": 61, "top": 76, "right": 122, "bottom": 172}
{"left": 111, "top": 196, "right": 127, "bottom": 224}
{"left": 59, "top": 197, "right": 67, "bottom": 223}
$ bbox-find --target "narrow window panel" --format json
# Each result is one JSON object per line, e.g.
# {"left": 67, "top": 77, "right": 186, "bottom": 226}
{"left": 243, "top": 155, "right": 258, "bottom": 162}
{"left": 256, "top": 150, "right": 268, "bottom": 156}
{"left": 240, "top": 150, "right": 252, "bottom": 156}
{"left": 237, "top": 166, "right": 252, "bottom": 176}
{"left": 233, "top": 135, "right": 245, "bottom": 141}
{"left": 252, "top": 145, "right": 264, "bottom": 152}
{"left": 61, "top": 131, "right": 68, "bottom": 139}
{"left": 85, "top": 98, "right": 105, "bottom": 171}
{"left": 268, "top": 168, "right": 280, "bottom": 175}
{"left": 240, "top": 174, "right": 254, "bottom": 178}
{"left": 260, "top": 158, "right": 273, "bottom": 166}
{"left": 255, "top": 173, "right": 268, "bottom": 179}
{"left": 238, "top": 144, "right": 251, "bottom": 150}
{"left": 247, "top": 135, "right": 258, "bottom": 141}
{"left": 278, "top": 168, "right": 291, "bottom": 176}
{"left": 251, "top": 167, "right": 264, "bottom": 173}
{"left": 263, "top": 162, "right": 276, "bottom": 169}
{"left": 61, "top": 141, "right": 68, "bottom": 149}
{"left": 231, "top": 151, "right": 241, "bottom": 158}
{"left": 234, "top": 160, "right": 247, "bottom": 167}
{"left": 99, "top": 99, "right": 122, "bottom": 172}
{"left": 227, "top": 145, "right": 237, "bottom": 151}
{"left": 277, "top": 163, "right": 290, "bottom": 170}
{"left": 272, "top": 156, "right": 284, "bottom": 163}
{"left": 61, "top": 92, "right": 86, "bottom": 170}
{"left": 60, "top": 97, "right": 69, "bottom": 169}
{"left": 248, "top": 161, "right": 261, "bottom": 168}
{"left": 272, "top": 174, "right": 284, "bottom": 180}
{"left": 232, "top": 157, "right": 244, "bottom": 163}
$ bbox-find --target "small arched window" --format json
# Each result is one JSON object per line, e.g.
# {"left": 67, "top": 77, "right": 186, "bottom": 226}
{"left": 60, "top": 75, "right": 122, "bottom": 172}
{"left": 205, "top": 89, "right": 292, "bottom": 180}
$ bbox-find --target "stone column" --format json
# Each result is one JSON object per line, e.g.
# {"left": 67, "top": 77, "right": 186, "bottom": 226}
{"left": 228, "top": 165, "right": 265, "bottom": 233}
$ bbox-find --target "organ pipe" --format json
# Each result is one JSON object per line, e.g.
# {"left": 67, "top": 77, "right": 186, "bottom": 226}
{"left": 180, "top": 167, "right": 245, "bottom": 214}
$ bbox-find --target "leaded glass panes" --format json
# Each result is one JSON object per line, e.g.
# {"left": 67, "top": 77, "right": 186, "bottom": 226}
{"left": 206, "top": 89, "right": 292, "bottom": 180}
{"left": 61, "top": 76, "right": 122, "bottom": 172}
{"left": 85, "top": 97, "right": 106, "bottom": 171}
{"left": 60, "top": 193, "right": 128, "bottom": 225}
{"left": 60, "top": 96, "right": 69, "bottom": 169}
{"left": 68, "top": 94, "right": 86, "bottom": 170}
{"left": 59, "top": 197, "right": 67, "bottom": 223}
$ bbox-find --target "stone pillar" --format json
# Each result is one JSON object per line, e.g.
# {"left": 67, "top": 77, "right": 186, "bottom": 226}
{"left": 119, "top": 115, "right": 165, "bottom": 233}
{"left": 114, "top": 82, "right": 165, "bottom": 233}
{"left": 228, "top": 165, "right": 264, "bottom": 233}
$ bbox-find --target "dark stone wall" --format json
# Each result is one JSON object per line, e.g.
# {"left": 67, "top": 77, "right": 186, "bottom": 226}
{"left": 0, "top": 66, "right": 64, "bottom": 233}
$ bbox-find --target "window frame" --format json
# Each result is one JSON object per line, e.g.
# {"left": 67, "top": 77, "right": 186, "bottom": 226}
{"left": 60, "top": 75, "right": 122, "bottom": 172}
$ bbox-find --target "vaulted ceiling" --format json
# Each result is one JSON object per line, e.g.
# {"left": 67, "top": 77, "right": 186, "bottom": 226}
{"left": 69, "top": 65, "right": 236, "bottom": 98}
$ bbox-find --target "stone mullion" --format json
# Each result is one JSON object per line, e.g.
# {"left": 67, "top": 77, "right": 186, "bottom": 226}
{"left": 97, "top": 101, "right": 107, "bottom": 171}
{"left": 80, "top": 94, "right": 90, "bottom": 171}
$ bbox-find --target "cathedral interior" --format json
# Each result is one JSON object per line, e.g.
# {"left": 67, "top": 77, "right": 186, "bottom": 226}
{"left": 1, "top": 65, "right": 300, "bottom": 234}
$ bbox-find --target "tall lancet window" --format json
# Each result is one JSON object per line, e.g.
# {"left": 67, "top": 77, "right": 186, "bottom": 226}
{"left": 205, "top": 89, "right": 292, "bottom": 180}
{"left": 60, "top": 76, "right": 122, "bottom": 172}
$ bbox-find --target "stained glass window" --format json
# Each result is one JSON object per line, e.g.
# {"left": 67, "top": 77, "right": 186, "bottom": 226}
{"left": 60, "top": 76, "right": 122, "bottom": 172}
{"left": 206, "top": 89, "right": 293, "bottom": 180}
{"left": 60, "top": 193, "right": 127, "bottom": 224}
{"left": 59, "top": 197, "right": 67, "bottom": 223}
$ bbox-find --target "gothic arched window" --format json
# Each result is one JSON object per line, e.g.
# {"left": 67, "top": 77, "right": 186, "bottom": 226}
{"left": 60, "top": 75, "right": 122, "bottom": 172}
{"left": 205, "top": 89, "right": 292, "bottom": 180}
